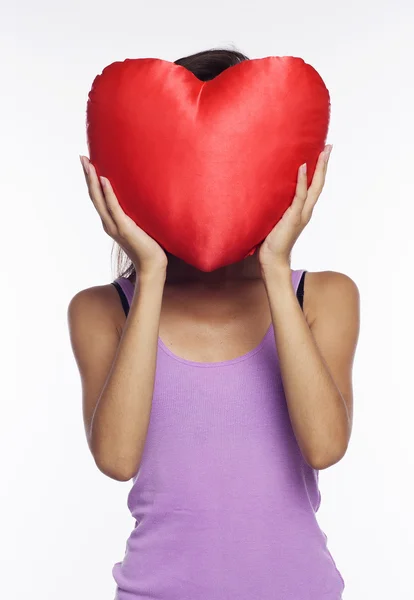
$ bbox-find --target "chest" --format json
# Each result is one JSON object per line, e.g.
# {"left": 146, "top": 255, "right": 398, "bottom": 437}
{"left": 158, "top": 284, "right": 273, "bottom": 363}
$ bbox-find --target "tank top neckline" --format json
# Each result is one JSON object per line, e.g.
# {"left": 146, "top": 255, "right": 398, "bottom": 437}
{"left": 157, "top": 320, "right": 274, "bottom": 368}
{"left": 116, "top": 270, "right": 297, "bottom": 368}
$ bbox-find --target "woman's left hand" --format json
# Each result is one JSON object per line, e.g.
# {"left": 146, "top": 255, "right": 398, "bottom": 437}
{"left": 258, "top": 144, "right": 333, "bottom": 272}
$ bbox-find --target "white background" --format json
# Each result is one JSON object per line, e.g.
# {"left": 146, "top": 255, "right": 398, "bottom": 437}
{"left": 2, "top": 1, "right": 413, "bottom": 598}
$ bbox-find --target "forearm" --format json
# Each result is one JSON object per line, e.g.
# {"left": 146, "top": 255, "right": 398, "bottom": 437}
{"left": 262, "top": 265, "right": 349, "bottom": 469}
{"left": 90, "top": 269, "right": 166, "bottom": 480}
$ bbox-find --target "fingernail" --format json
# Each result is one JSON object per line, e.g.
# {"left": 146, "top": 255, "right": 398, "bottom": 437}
{"left": 80, "top": 155, "right": 89, "bottom": 174}
{"left": 324, "top": 144, "right": 333, "bottom": 162}
{"left": 100, "top": 176, "right": 106, "bottom": 187}
{"left": 300, "top": 163, "right": 307, "bottom": 174}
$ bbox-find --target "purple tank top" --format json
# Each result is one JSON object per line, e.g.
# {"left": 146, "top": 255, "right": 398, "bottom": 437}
{"left": 111, "top": 269, "right": 345, "bottom": 599}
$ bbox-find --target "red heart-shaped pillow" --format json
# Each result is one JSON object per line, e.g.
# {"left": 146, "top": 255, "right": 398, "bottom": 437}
{"left": 86, "top": 56, "right": 330, "bottom": 271}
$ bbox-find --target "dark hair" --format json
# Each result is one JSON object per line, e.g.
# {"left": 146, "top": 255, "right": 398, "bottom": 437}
{"left": 112, "top": 47, "right": 250, "bottom": 280}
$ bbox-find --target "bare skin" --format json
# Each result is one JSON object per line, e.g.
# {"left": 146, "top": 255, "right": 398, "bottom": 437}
{"left": 68, "top": 147, "right": 360, "bottom": 481}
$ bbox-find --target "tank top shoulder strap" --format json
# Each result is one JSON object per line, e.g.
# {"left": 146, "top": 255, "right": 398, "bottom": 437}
{"left": 111, "top": 270, "right": 307, "bottom": 318}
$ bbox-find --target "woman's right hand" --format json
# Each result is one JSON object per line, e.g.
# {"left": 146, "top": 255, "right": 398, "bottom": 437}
{"left": 80, "top": 155, "right": 168, "bottom": 277}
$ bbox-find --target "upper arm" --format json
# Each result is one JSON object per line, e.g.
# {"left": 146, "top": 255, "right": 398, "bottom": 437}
{"left": 305, "top": 270, "right": 360, "bottom": 426}
{"left": 67, "top": 284, "right": 124, "bottom": 450}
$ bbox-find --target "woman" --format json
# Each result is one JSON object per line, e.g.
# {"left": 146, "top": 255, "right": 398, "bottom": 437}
{"left": 68, "top": 48, "right": 360, "bottom": 600}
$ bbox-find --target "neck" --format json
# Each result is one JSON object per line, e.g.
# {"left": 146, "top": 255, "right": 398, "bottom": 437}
{"left": 163, "top": 254, "right": 262, "bottom": 286}
{"left": 129, "top": 254, "right": 264, "bottom": 287}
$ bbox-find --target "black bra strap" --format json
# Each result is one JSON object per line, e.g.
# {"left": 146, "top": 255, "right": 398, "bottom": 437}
{"left": 111, "top": 281, "right": 130, "bottom": 318}
{"left": 296, "top": 270, "right": 307, "bottom": 311}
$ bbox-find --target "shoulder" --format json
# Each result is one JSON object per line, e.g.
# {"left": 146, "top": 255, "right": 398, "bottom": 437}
{"left": 303, "top": 270, "right": 360, "bottom": 327}
{"left": 67, "top": 282, "right": 125, "bottom": 335}
{"left": 304, "top": 269, "right": 359, "bottom": 296}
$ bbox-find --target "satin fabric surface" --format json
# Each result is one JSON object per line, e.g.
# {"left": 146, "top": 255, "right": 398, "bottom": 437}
{"left": 87, "top": 56, "right": 330, "bottom": 271}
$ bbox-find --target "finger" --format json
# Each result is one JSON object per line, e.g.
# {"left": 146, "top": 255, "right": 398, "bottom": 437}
{"left": 307, "top": 144, "right": 332, "bottom": 199}
{"left": 86, "top": 161, "right": 118, "bottom": 233}
{"left": 80, "top": 156, "right": 96, "bottom": 201}
{"left": 99, "top": 176, "right": 128, "bottom": 226}
{"left": 290, "top": 163, "right": 308, "bottom": 212}
{"left": 80, "top": 155, "right": 94, "bottom": 192}
{"left": 80, "top": 155, "right": 89, "bottom": 183}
